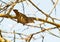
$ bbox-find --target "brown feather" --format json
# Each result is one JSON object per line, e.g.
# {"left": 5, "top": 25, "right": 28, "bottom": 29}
{"left": 13, "top": 9, "right": 34, "bottom": 25}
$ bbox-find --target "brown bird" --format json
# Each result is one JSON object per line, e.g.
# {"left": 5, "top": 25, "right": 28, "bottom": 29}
{"left": 13, "top": 9, "right": 39, "bottom": 25}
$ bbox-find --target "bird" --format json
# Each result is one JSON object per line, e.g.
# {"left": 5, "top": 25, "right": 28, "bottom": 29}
{"left": 13, "top": 9, "right": 41, "bottom": 25}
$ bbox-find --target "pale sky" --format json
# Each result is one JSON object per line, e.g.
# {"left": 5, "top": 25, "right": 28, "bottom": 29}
{"left": 0, "top": 0, "right": 60, "bottom": 42}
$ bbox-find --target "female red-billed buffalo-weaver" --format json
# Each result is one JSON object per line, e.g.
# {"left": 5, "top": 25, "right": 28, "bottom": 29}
{"left": 13, "top": 9, "right": 46, "bottom": 25}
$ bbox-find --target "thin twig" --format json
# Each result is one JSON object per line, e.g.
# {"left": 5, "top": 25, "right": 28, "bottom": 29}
{"left": 14, "top": 30, "right": 16, "bottom": 42}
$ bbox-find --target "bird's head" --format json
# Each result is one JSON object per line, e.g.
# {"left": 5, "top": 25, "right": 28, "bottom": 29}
{"left": 13, "top": 9, "right": 18, "bottom": 12}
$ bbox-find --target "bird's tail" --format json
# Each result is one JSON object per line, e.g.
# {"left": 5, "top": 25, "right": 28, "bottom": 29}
{"left": 28, "top": 17, "right": 45, "bottom": 22}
